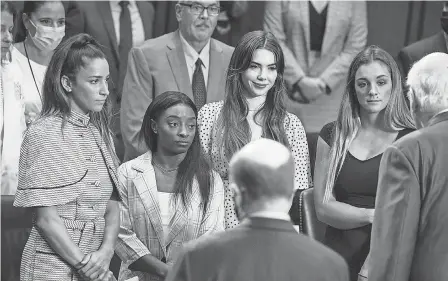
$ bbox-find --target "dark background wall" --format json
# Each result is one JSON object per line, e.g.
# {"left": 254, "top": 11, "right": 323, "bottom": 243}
{"left": 11, "top": 1, "right": 443, "bottom": 56}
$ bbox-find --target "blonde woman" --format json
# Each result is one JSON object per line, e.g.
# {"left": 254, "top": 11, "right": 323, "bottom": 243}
{"left": 313, "top": 45, "right": 415, "bottom": 281}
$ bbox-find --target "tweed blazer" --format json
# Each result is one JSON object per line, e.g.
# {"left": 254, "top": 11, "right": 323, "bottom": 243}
{"left": 115, "top": 151, "right": 225, "bottom": 281}
{"left": 264, "top": 1, "right": 367, "bottom": 132}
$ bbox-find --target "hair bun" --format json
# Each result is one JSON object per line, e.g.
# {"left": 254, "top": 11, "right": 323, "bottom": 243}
{"left": 70, "top": 33, "right": 98, "bottom": 49}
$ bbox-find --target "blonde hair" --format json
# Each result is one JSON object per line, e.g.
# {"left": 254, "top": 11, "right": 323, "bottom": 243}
{"left": 323, "top": 46, "right": 415, "bottom": 202}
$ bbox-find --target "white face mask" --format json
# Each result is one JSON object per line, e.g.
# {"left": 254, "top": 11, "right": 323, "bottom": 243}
{"left": 28, "top": 20, "right": 65, "bottom": 51}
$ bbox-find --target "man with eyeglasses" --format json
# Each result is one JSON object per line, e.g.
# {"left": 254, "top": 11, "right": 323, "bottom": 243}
{"left": 121, "top": 0, "right": 234, "bottom": 162}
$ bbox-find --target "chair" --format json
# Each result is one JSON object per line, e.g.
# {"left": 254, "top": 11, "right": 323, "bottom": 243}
{"left": 298, "top": 188, "right": 327, "bottom": 243}
{"left": 1, "top": 195, "right": 33, "bottom": 281}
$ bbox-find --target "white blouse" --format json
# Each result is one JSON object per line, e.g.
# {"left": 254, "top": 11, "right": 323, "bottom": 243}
{"left": 10, "top": 45, "right": 46, "bottom": 125}
{"left": 157, "top": 191, "right": 174, "bottom": 242}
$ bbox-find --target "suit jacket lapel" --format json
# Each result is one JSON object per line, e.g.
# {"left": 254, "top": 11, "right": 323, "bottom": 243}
{"left": 321, "top": 2, "right": 345, "bottom": 54}
{"left": 207, "top": 40, "right": 226, "bottom": 102}
{"left": 136, "top": 1, "right": 153, "bottom": 40}
{"left": 298, "top": 1, "right": 310, "bottom": 67}
{"left": 97, "top": 2, "right": 120, "bottom": 63}
{"left": 428, "top": 111, "right": 448, "bottom": 127}
{"left": 131, "top": 158, "right": 166, "bottom": 256}
{"left": 166, "top": 31, "right": 194, "bottom": 99}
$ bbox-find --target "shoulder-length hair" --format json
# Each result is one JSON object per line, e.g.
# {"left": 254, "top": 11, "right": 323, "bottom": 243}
{"left": 213, "top": 30, "right": 289, "bottom": 163}
{"left": 40, "top": 33, "right": 118, "bottom": 166}
{"left": 140, "top": 91, "right": 214, "bottom": 215}
{"left": 323, "top": 45, "right": 415, "bottom": 202}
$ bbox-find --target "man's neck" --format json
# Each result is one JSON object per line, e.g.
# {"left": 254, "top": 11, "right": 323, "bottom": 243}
{"left": 179, "top": 30, "right": 209, "bottom": 54}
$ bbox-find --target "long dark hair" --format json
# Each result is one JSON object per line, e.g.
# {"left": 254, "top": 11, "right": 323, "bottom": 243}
{"left": 41, "top": 33, "right": 118, "bottom": 166}
{"left": 323, "top": 45, "right": 415, "bottom": 203}
{"left": 140, "top": 91, "right": 214, "bottom": 215}
{"left": 213, "top": 30, "right": 289, "bottom": 163}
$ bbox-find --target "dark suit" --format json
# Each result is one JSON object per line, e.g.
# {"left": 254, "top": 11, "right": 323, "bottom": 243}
{"left": 120, "top": 30, "right": 233, "bottom": 161}
{"left": 65, "top": 1, "right": 155, "bottom": 161}
{"left": 369, "top": 111, "right": 448, "bottom": 281}
{"left": 397, "top": 31, "right": 447, "bottom": 79}
{"left": 165, "top": 217, "right": 349, "bottom": 281}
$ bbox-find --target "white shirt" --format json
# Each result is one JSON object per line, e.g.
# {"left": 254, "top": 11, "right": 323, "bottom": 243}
{"left": 179, "top": 31, "right": 210, "bottom": 89}
{"left": 157, "top": 191, "right": 174, "bottom": 242}
{"left": 110, "top": 0, "right": 145, "bottom": 47}
{"left": 250, "top": 211, "right": 291, "bottom": 221}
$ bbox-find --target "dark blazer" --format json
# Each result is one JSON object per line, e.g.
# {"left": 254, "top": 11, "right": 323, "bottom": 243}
{"left": 120, "top": 30, "right": 234, "bottom": 161}
{"left": 65, "top": 1, "right": 155, "bottom": 161}
{"left": 397, "top": 31, "right": 448, "bottom": 79}
{"left": 65, "top": 1, "right": 155, "bottom": 103}
{"left": 369, "top": 111, "right": 448, "bottom": 281}
{"left": 165, "top": 217, "right": 349, "bottom": 281}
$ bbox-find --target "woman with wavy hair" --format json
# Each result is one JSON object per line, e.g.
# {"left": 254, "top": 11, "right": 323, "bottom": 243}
{"left": 313, "top": 45, "right": 415, "bottom": 281}
{"left": 198, "top": 30, "right": 312, "bottom": 229}
{"left": 14, "top": 33, "right": 119, "bottom": 281}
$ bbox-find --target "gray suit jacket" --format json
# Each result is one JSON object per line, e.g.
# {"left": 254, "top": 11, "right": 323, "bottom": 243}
{"left": 65, "top": 1, "right": 155, "bottom": 105}
{"left": 165, "top": 217, "right": 349, "bottom": 281}
{"left": 369, "top": 111, "right": 448, "bottom": 281}
{"left": 264, "top": 1, "right": 367, "bottom": 132}
{"left": 120, "top": 31, "right": 233, "bottom": 161}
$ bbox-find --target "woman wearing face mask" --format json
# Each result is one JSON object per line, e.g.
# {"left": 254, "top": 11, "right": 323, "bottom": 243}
{"left": 13, "top": 33, "right": 119, "bottom": 281}
{"left": 313, "top": 46, "right": 415, "bottom": 281}
{"left": 11, "top": 1, "right": 65, "bottom": 126}
{"left": 1, "top": 0, "right": 26, "bottom": 195}
{"left": 198, "top": 31, "right": 312, "bottom": 229}
{"left": 115, "top": 91, "right": 224, "bottom": 281}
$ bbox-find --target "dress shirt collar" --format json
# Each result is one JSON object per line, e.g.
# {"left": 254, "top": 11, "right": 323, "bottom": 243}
{"left": 179, "top": 31, "right": 210, "bottom": 70}
{"left": 249, "top": 210, "right": 291, "bottom": 221}
{"left": 67, "top": 110, "right": 90, "bottom": 127}
{"left": 110, "top": 0, "right": 137, "bottom": 11}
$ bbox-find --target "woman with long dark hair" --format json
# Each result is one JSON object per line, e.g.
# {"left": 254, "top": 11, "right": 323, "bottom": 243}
{"left": 13, "top": 33, "right": 119, "bottom": 281}
{"left": 198, "top": 30, "right": 312, "bottom": 229}
{"left": 115, "top": 91, "right": 224, "bottom": 281}
{"left": 313, "top": 45, "right": 415, "bottom": 281}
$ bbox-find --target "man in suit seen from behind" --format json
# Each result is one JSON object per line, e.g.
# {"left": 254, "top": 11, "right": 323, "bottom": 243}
{"left": 165, "top": 138, "right": 349, "bottom": 281}
{"left": 120, "top": 0, "right": 234, "bottom": 161}
{"left": 369, "top": 52, "right": 448, "bottom": 281}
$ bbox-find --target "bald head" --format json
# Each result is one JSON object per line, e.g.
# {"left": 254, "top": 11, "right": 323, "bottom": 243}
{"left": 229, "top": 139, "right": 295, "bottom": 202}
{"left": 407, "top": 52, "right": 448, "bottom": 119}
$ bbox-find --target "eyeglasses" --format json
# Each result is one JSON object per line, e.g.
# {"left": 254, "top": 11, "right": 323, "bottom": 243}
{"left": 179, "top": 3, "right": 221, "bottom": 16}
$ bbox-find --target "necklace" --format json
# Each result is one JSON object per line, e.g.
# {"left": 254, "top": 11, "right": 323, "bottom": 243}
{"left": 152, "top": 160, "right": 178, "bottom": 173}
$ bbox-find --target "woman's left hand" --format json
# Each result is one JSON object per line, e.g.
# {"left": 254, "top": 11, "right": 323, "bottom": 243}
{"left": 78, "top": 248, "right": 114, "bottom": 280}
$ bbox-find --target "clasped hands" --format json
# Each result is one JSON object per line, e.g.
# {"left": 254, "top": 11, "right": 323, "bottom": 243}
{"left": 75, "top": 248, "right": 115, "bottom": 281}
{"left": 291, "top": 77, "right": 328, "bottom": 104}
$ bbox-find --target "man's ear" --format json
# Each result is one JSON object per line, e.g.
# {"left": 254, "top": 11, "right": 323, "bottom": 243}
{"left": 61, "top": 75, "right": 73, "bottom": 93}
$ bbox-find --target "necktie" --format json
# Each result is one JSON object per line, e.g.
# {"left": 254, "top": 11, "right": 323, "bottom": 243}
{"left": 119, "top": 1, "right": 132, "bottom": 74}
{"left": 192, "top": 58, "right": 207, "bottom": 109}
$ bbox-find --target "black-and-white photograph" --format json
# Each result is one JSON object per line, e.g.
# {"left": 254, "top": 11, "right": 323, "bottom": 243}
{"left": 1, "top": 1, "right": 447, "bottom": 281}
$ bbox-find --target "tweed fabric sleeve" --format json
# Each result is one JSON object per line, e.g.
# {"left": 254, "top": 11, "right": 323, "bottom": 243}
{"left": 14, "top": 118, "right": 85, "bottom": 207}
{"left": 115, "top": 162, "right": 152, "bottom": 264}
{"left": 198, "top": 171, "right": 225, "bottom": 235}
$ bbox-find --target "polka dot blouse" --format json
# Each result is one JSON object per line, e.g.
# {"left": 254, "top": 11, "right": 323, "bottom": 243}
{"left": 198, "top": 101, "right": 313, "bottom": 229}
